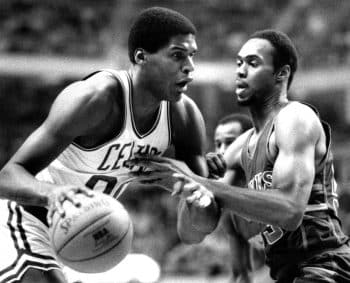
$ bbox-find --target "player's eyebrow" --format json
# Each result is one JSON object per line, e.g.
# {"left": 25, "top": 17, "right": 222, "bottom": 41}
{"left": 170, "top": 45, "right": 197, "bottom": 54}
{"left": 236, "top": 54, "right": 260, "bottom": 61}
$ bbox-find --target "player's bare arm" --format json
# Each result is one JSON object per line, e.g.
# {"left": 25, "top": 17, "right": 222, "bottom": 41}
{"left": 171, "top": 95, "right": 220, "bottom": 243}
{"left": 220, "top": 129, "right": 252, "bottom": 184}
{"left": 186, "top": 103, "right": 323, "bottom": 230}
{"left": 143, "top": 103, "right": 325, "bottom": 232}
{"left": 0, "top": 72, "right": 121, "bottom": 210}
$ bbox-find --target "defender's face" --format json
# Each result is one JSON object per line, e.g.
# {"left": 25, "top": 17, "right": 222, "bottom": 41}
{"left": 143, "top": 34, "right": 197, "bottom": 102}
{"left": 235, "top": 38, "right": 276, "bottom": 106}
{"left": 214, "top": 121, "right": 243, "bottom": 155}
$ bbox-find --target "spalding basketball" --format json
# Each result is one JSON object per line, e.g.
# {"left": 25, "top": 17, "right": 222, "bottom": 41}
{"left": 49, "top": 192, "right": 133, "bottom": 273}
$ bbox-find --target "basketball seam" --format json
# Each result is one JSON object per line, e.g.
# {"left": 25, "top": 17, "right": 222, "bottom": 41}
{"left": 60, "top": 219, "right": 131, "bottom": 262}
{"left": 55, "top": 212, "right": 111, "bottom": 254}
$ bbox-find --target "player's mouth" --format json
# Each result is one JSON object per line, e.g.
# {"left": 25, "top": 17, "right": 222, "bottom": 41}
{"left": 176, "top": 78, "right": 193, "bottom": 93}
{"left": 235, "top": 80, "right": 248, "bottom": 95}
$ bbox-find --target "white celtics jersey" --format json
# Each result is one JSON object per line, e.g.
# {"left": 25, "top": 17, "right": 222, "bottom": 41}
{"left": 36, "top": 70, "right": 171, "bottom": 199}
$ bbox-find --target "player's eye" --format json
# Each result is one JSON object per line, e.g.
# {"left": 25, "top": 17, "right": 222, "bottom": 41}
{"left": 249, "top": 59, "right": 259, "bottom": 67}
{"left": 172, "top": 52, "right": 186, "bottom": 60}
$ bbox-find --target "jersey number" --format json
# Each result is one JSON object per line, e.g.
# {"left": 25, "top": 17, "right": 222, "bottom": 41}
{"left": 85, "top": 175, "right": 118, "bottom": 195}
{"left": 263, "top": 225, "right": 284, "bottom": 245}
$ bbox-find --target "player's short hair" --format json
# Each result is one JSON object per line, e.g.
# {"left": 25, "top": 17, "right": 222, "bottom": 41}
{"left": 217, "top": 113, "right": 252, "bottom": 133}
{"left": 128, "top": 7, "right": 196, "bottom": 64}
{"left": 249, "top": 29, "right": 298, "bottom": 89}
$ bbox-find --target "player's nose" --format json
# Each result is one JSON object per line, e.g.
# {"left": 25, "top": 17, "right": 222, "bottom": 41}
{"left": 217, "top": 144, "right": 226, "bottom": 155}
{"left": 182, "top": 56, "right": 195, "bottom": 74}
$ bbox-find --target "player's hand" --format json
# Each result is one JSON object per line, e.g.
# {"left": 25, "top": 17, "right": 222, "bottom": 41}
{"left": 125, "top": 155, "right": 198, "bottom": 193}
{"left": 206, "top": 152, "right": 227, "bottom": 179}
{"left": 171, "top": 173, "right": 214, "bottom": 208}
{"left": 47, "top": 186, "right": 94, "bottom": 226}
{"left": 126, "top": 155, "right": 195, "bottom": 178}
{"left": 118, "top": 170, "right": 181, "bottom": 193}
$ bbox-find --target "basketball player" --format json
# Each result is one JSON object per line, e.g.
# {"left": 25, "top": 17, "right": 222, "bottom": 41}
{"left": 132, "top": 30, "right": 350, "bottom": 282}
{"left": 0, "top": 7, "right": 219, "bottom": 283}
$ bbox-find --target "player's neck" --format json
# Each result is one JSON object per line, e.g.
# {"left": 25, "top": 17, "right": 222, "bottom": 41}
{"left": 128, "top": 69, "right": 163, "bottom": 134}
{"left": 129, "top": 69, "right": 162, "bottom": 115}
{"left": 250, "top": 94, "right": 288, "bottom": 132}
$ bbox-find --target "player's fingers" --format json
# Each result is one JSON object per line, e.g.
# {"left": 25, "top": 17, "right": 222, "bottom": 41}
{"left": 77, "top": 186, "right": 94, "bottom": 198}
{"left": 186, "top": 190, "right": 201, "bottom": 204}
{"left": 127, "top": 159, "right": 173, "bottom": 172}
{"left": 47, "top": 207, "right": 55, "bottom": 226}
{"left": 54, "top": 200, "right": 65, "bottom": 218}
{"left": 133, "top": 155, "right": 188, "bottom": 174}
{"left": 215, "top": 153, "right": 227, "bottom": 174}
{"left": 133, "top": 154, "right": 170, "bottom": 164}
{"left": 172, "top": 180, "right": 184, "bottom": 196}
{"left": 206, "top": 152, "right": 226, "bottom": 177}
{"left": 64, "top": 190, "right": 82, "bottom": 208}
{"left": 196, "top": 194, "right": 212, "bottom": 208}
{"left": 181, "top": 181, "right": 201, "bottom": 197}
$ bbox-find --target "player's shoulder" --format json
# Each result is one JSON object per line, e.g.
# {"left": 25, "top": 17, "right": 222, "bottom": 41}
{"left": 51, "top": 70, "right": 124, "bottom": 121}
{"left": 276, "top": 101, "right": 323, "bottom": 141}
{"left": 280, "top": 101, "right": 320, "bottom": 118}
{"left": 277, "top": 101, "right": 320, "bottom": 128}
{"left": 170, "top": 94, "right": 203, "bottom": 124}
{"left": 56, "top": 70, "right": 123, "bottom": 112}
{"left": 80, "top": 70, "right": 122, "bottom": 99}
{"left": 172, "top": 94, "right": 198, "bottom": 112}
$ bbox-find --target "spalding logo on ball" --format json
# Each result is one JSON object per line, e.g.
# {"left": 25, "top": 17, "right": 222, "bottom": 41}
{"left": 49, "top": 192, "right": 133, "bottom": 273}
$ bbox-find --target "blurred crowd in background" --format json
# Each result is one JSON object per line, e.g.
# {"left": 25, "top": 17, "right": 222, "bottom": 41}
{"left": 0, "top": 0, "right": 350, "bottom": 280}
{"left": 1, "top": 0, "right": 350, "bottom": 67}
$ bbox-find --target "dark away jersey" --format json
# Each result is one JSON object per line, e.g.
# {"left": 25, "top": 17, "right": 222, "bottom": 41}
{"left": 240, "top": 102, "right": 349, "bottom": 278}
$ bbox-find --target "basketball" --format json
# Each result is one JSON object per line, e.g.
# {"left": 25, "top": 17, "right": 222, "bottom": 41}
{"left": 49, "top": 191, "right": 133, "bottom": 273}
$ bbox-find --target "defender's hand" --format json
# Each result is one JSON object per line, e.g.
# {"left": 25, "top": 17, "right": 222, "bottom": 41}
{"left": 206, "top": 152, "right": 227, "bottom": 179}
{"left": 172, "top": 173, "right": 213, "bottom": 208}
{"left": 126, "top": 155, "right": 195, "bottom": 177}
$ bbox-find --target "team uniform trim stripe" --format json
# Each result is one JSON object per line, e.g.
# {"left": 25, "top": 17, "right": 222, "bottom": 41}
{"left": 14, "top": 204, "right": 31, "bottom": 252}
{"left": 7, "top": 201, "right": 19, "bottom": 253}
{"left": 127, "top": 72, "right": 163, "bottom": 139}
{"left": 0, "top": 251, "right": 60, "bottom": 282}
{"left": 166, "top": 101, "right": 172, "bottom": 147}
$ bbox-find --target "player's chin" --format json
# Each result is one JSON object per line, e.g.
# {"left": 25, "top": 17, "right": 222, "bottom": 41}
{"left": 169, "top": 91, "right": 183, "bottom": 102}
{"left": 237, "top": 98, "right": 250, "bottom": 107}
{"left": 236, "top": 93, "right": 252, "bottom": 106}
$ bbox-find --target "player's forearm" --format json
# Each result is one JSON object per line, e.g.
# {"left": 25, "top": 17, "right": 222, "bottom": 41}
{"left": 195, "top": 176, "right": 302, "bottom": 230}
{"left": 0, "top": 163, "right": 52, "bottom": 206}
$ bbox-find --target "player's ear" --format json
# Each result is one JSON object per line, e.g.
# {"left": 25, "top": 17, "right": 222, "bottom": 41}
{"left": 134, "top": 49, "right": 147, "bottom": 64}
{"left": 276, "top": 65, "right": 290, "bottom": 82}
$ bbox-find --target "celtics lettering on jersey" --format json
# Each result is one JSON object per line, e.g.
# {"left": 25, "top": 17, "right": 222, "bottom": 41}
{"left": 97, "top": 142, "right": 162, "bottom": 171}
{"left": 248, "top": 171, "right": 284, "bottom": 245}
{"left": 85, "top": 142, "right": 162, "bottom": 198}
{"left": 37, "top": 142, "right": 165, "bottom": 201}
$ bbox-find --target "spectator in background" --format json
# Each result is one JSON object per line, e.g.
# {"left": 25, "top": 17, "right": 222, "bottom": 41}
{"left": 213, "top": 113, "right": 251, "bottom": 185}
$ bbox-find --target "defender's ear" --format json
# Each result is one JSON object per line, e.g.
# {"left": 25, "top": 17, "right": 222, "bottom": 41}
{"left": 134, "top": 49, "right": 147, "bottom": 64}
{"left": 276, "top": 65, "right": 290, "bottom": 82}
